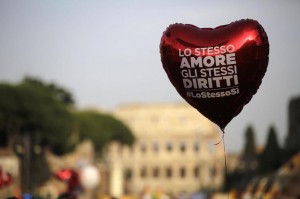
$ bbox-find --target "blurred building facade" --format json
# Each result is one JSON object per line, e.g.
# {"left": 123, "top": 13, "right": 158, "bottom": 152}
{"left": 105, "top": 103, "right": 225, "bottom": 197}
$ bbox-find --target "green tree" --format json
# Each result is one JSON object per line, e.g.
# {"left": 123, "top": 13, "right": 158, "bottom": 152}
{"left": 73, "top": 110, "right": 134, "bottom": 155}
{"left": 259, "top": 125, "right": 282, "bottom": 174}
{"left": 23, "top": 77, "right": 74, "bottom": 106}
{"left": 0, "top": 77, "right": 74, "bottom": 154}
{"left": 0, "top": 83, "right": 19, "bottom": 147}
{"left": 0, "top": 77, "right": 74, "bottom": 192}
{"left": 0, "top": 77, "right": 135, "bottom": 192}
{"left": 284, "top": 96, "right": 300, "bottom": 161}
{"left": 243, "top": 125, "right": 256, "bottom": 157}
{"left": 225, "top": 125, "right": 258, "bottom": 192}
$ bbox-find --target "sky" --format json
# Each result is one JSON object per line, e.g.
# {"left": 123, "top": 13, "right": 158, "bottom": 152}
{"left": 0, "top": 0, "right": 299, "bottom": 153}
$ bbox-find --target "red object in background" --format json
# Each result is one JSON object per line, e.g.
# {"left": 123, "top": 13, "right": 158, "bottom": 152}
{"left": 54, "top": 169, "right": 82, "bottom": 198}
{"left": 55, "top": 169, "right": 73, "bottom": 181}
{"left": 160, "top": 19, "right": 269, "bottom": 130}
{"left": 0, "top": 167, "right": 13, "bottom": 188}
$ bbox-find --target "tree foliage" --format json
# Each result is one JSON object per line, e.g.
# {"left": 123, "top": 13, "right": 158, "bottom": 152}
{"left": 243, "top": 125, "right": 256, "bottom": 157}
{"left": 0, "top": 77, "right": 74, "bottom": 155}
{"left": 0, "top": 77, "right": 135, "bottom": 155}
{"left": 0, "top": 77, "right": 135, "bottom": 192}
{"left": 284, "top": 96, "right": 300, "bottom": 161}
{"left": 23, "top": 77, "right": 74, "bottom": 106}
{"left": 259, "top": 125, "right": 282, "bottom": 174}
{"left": 73, "top": 110, "right": 134, "bottom": 154}
{"left": 225, "top": 125, "right": 258, "bottom": 192}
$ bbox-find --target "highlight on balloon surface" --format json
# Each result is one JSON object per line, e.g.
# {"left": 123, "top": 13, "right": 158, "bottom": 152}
{"left": 160, "top": 19, "right": 269, "bottom": 130}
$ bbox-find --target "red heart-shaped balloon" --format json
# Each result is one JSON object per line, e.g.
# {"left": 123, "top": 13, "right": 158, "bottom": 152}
{"left": 160, "top": 19, "right": 269, "bottom": 129}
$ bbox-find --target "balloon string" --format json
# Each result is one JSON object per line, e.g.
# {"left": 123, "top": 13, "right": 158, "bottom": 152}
{"left": 223, "top": 131, "right": 229, "bottom": 199}
{"left": 215, "top": 129, "right": 229, "bottom": 199}
{"left": 214, "top": 130, "right": 224, "bottom": 145}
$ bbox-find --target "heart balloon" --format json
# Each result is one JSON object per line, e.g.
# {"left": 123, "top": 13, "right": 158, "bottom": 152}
{"left": 160, "top": 19, "right": 269, "bottom": 129}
